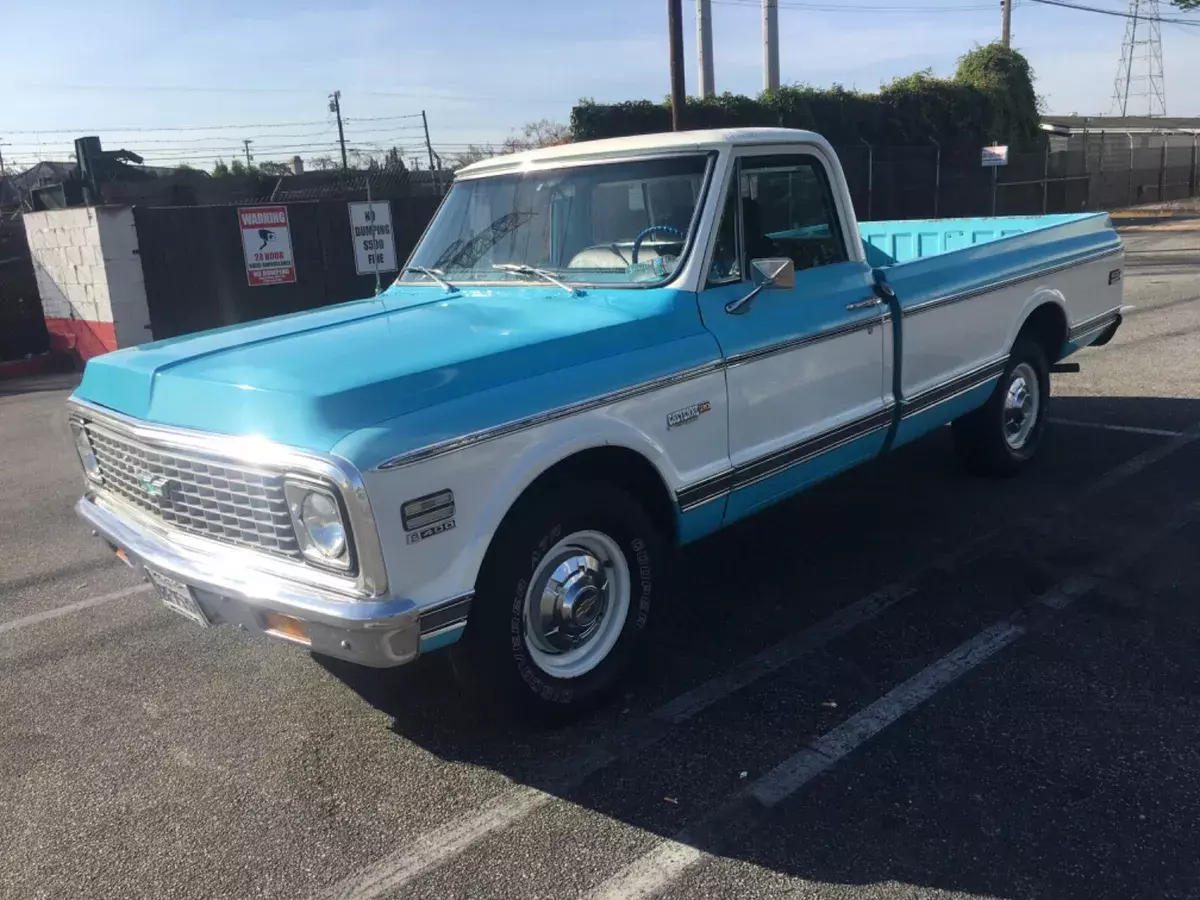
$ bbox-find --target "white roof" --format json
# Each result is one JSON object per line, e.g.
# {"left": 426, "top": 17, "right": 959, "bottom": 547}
{"left": 456, "top": 127, "right": 824, "bottom": 177}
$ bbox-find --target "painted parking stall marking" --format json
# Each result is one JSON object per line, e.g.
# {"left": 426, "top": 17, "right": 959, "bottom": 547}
{"left": 583, "top": 499, "right": 1200, "bottom": 900}
{"left": 310, "top": 420, "right": 1200, "bottom": 900}
{"left": 1048, "top": 416, "right": 1183, "bottom": 438}
{"left": 239, "top": 205, "right": 296, "bottom": 286}
{"left": 586, "top": 623, "right": 1025, "bottom": 900}
{"left": 0, "top": 584, "right": 150, "bottom": 637}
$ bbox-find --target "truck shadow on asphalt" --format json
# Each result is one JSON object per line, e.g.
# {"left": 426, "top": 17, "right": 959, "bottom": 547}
{"left": 0, "top": 371, "right": 81, "bottom": 398}
{"left": 318, "top": 393, "right": 1200, "bottom": 899}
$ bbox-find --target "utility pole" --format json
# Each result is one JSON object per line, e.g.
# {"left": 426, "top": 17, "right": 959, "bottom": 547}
{"left": 763, "top": 0, "right": 780, "bottom": 92}
{"left": 667, "top": 0, "right": 686, "bottom": 130}
{"left": 242, "top": 139, "right": 253, "bottom": 169}
{"left": 421, "top": 110, "right": 436, "bottom": 171}
{"left": 329, "top": 90, "right": 348, "bottom": 171}
{"left": 1001, "top": 0, "right": 1012, "bottom": 47}
{"left": 0, "top": 141, "right": 7, "bottom": 178}
{"left": 697, "top": 0, "right": 715, "bottom": 98}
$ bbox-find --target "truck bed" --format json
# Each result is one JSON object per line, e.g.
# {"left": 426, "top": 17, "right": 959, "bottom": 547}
{"left": 859, "top": 212, "right": 1111, "bottom": 267}
{"left": 855, "top": 210, "right": 1123, "bottom": 449}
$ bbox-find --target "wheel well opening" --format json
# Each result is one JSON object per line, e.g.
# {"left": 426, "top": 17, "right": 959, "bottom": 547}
{"left": 506, "top": 446, "right": 678, "bottom": 546}
{"left": 1018, "top": 303, "right": 1068, "bottom": 364}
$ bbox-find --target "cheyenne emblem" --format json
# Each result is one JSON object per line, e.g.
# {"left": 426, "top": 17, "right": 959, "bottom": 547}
{"left": 666, "top": 400, "right": 712, "bottom": 429}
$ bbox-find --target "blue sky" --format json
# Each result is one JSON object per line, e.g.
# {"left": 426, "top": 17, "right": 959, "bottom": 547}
{"left": 2, "top": 0, "right": 1199, "bottom": 171}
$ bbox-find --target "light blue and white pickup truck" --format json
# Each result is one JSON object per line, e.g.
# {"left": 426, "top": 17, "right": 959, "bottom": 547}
{"left": 69, "top": 128, "right": 1124, "bottom": 719}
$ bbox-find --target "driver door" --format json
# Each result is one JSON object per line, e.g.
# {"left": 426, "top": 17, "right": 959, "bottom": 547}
{"left": 698, "top": 147, "right": 888, "bottom": 523}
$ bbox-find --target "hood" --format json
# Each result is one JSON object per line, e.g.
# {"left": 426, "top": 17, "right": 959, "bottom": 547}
{"left": 73, "top": 283, "right": 694, "bottom": 453}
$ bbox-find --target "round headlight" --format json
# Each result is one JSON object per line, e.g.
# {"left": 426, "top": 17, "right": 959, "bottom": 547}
{"left": 72, "top": 425, "right": 100, "bottom": 479}
{"left": 300, "top": 491, "right": 347, "bottom": 559}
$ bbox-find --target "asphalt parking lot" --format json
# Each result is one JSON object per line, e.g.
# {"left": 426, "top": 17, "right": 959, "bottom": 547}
{"left": 3, "top": 220, "right": 1200, "bottom": 900}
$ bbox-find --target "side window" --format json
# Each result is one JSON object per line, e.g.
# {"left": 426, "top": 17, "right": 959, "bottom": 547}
{"left": 707, "top": 175, "right": 742, "bottom": 285}
{"left": 740, "top": 155, "right": 848, "bottom": 273}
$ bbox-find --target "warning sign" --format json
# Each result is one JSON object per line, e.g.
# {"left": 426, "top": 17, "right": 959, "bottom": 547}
{"left": 981, "top": 145, "right": 1010, "bottom": 167}
{"left": 348, "top": 201, "right": 397, "bottom": 275}
{"left": 239, "top": 205, "right": 296, "bottom": 286}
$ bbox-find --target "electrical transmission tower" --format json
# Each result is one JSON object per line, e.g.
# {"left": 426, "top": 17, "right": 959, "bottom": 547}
{"left": 1110, "top": 0, "right": 1167, "bottom": 117}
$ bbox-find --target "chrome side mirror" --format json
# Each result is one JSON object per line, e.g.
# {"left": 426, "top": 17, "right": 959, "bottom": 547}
{"left": 725, "top": 257, "right": 795, "bottom": 315}
{"left": 752, "top": 257, "right": 795, "bottom": 289}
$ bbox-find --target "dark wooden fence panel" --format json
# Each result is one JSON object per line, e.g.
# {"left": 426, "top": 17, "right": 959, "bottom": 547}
{"left": 0, "top": 216, "right": 49, "bottom": 362}
{"left": 134, "top": 196, "right": 442, "bottom": 340}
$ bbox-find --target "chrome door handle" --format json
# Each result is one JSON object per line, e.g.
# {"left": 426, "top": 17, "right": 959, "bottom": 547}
{"left": 846, "top": 297, "right": 883, "bottom": 311}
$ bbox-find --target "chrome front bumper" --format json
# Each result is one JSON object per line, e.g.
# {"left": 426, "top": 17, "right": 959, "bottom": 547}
{"left": 78, "top": 494, "right": 423, "bottom": 667}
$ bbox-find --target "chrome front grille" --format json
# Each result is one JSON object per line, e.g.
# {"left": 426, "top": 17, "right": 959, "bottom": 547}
{"left": 84, "top": 423, "right": 301, "bottom": 559}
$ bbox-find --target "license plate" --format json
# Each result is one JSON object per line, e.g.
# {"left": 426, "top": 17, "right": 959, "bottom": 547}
{"left": 146, "top": 568, "right": 209, "bottom": 627}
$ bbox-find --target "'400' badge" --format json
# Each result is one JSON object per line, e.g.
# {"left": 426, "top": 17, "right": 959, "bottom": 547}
{"left": 407, "top": 519, "right": 456, "bottom": 545}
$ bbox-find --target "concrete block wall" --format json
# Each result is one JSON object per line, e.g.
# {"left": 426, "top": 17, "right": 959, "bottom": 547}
{"left": 23, "top": 206, "right": 153, "bottom": 362}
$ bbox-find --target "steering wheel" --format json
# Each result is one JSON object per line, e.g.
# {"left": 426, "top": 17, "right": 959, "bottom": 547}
{"left": 631, "top": 224, "right": 685, "bottom": 265}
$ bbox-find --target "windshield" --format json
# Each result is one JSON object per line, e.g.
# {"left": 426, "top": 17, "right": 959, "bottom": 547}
{"left": 401, "top": 154, "right": 712, "bottom": 287}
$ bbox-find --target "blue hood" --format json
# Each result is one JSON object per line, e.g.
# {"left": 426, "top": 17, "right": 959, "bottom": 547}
{"left": 73, "top": 283, "right": 709, "bottom": 457}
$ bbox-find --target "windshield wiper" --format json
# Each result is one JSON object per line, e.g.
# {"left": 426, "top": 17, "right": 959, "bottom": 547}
{"left": 402, "top": 265, "right": 458, "bottom": 293}
{"left": 492, "top": 263, "right": 580, "bottom": 297}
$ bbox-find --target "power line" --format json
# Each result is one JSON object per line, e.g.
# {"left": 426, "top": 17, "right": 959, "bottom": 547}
{"left": 132, "top": 143, "right": 408, "bottom": 161}
{"left": 1026, "top": 0, "right": 1200, "bottom": 24}
{"left": 0, "top": 115, "right": 424, "bottom": 136}
{"left": 0, "top": 128, "right": 426, "bottom": 152}
{"left": 2, "top": 140, "right": 396, "bottom": 155}
{"left": 344, "top": 115, "right": 426, "bottom": 123}
{"left": 20, "top": 82, "right": 575, "bottom": 104}
{"left": 711, "top": 0, "right": 1001, "bottom": 11}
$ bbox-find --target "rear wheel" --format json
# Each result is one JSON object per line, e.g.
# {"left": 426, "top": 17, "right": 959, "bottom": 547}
{"left": 450, "top": 482, "right": 664, "bottom": 724}
{"left": 953, "top": 337, "right": 1050, "bottom": 476}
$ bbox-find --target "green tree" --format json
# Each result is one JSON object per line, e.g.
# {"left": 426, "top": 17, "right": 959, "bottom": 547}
{"left": 383, "top": 146, "right": 407, "bottom": 171}
{"left": 348, "top": 148, "right": 380, "bottom": 170}
{"left": 211, "top": 159, "right": 231, "bottom": 177}
{"left": 258, "top": 161, "right": 292, "bottom": 176}
{"left": 1170, "top": 0, "right": 1198, "bottom": 8}
{"left": 230, "top": 159, "right": 248, "bottom": 177}
{"left": 502, "top": 119, "right": 569, "bottom": 153}
{"left": 449, "top": 144, "right": 496, "bottom": 170}
{"left": 954, "top": 43, "right": 1042, "bottom": 149}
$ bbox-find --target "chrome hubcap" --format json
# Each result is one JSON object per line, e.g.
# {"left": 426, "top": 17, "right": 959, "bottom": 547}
{"left": 1004, "top": 362, "right": 1040, "bottom": 450}
{"left": 523, "top": 530, "right": 630, "bottom": 679}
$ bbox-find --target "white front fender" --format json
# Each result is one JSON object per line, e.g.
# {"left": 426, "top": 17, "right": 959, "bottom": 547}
{"left": 360, "top": 366, "right": 730, "bottom": 611}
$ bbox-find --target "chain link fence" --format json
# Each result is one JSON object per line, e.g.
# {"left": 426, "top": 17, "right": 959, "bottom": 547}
{"left": 94, "top": 167, "right": 453, "bottom": 208}
{"left": 3, "top": 132, "right": 1197, "bottom": 361}
{"left": 837, "top": 132, "right": 1200, "bottom": 221}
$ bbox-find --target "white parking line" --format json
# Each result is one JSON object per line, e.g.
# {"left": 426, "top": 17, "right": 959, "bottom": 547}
{"left": 0, "top": 584, "right": 150, "bottom": 637}
{"left": 314, "top": 582, "right": 916, "bottom": 900}
{"left": 1049, "top": 417, "right": 1183, "bottom": 438}
{"left": 583, "top": 498, "right": 1200, "bottom": 900}
{"left": 586, "top": 622, "right": 1024, "bottom": 900}
{"left": 313, "top": 420, "right": 1200, "bottom": 900}
{"left": 751, "top": 622, "right": 1023, "bottom": 806}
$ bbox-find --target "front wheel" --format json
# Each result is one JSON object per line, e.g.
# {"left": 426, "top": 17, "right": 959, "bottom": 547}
{"left": 953, "top": 337, "right": 1050, "bottom": 476}
{"left": 449, "top": 483, "right": 665, "bottom": 724}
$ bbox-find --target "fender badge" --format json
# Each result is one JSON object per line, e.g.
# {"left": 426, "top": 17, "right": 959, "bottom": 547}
{"left": 667, "top": 400, "right": 712, "bottom": 429}
{"left": 407, "top": 519, "right": 456, "bottom": 545}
